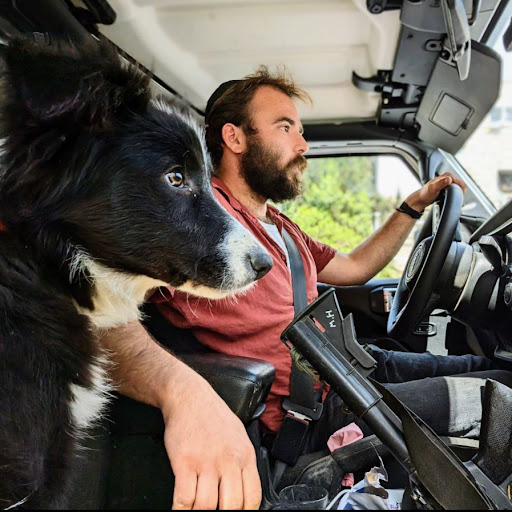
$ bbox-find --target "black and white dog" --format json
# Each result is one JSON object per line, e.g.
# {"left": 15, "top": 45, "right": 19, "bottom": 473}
{"left": 0, "top": 37, "right": 272, "bottom": 509}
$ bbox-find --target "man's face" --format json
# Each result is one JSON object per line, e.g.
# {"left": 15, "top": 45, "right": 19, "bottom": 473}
{"left": 239, "top": 86, "right": 309, "bottom": 202}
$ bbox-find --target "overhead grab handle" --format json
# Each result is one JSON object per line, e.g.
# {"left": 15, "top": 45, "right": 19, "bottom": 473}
{"left": 441, "top": 0, "right": 471, "bottom": 80}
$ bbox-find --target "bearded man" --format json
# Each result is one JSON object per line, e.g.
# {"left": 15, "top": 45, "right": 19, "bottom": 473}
{"left": 102, "top": 67, "right": 512, "bottom": 510}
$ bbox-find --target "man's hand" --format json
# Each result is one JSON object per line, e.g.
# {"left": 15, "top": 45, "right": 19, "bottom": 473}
{"left": 162, "top": 374, "right": 262, "bottom": 510}
{"left": 405, "top": 172, "right": 467, "bottom": 213}
{"left": 99, "top": 322, "right": 262, "bottom": 510}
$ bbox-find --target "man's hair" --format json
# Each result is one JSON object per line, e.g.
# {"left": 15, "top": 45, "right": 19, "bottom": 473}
{"left": 205, "top": 65, "right": 311, "bottom": 168}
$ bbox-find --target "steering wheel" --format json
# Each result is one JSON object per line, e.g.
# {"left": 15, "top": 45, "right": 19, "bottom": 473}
{"left": 387, "top": 184, "right": 464, "bottom": 339}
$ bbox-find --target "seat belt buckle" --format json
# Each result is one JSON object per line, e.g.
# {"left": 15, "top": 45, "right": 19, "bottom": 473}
{"left": 271, "top": 412, "right": 311, "bottom": 466}
{"left": 271, "top": 400, "right": 323, "bottom": 466}
{"left": 282, "top": 397, "right": 323, "bottom": 421}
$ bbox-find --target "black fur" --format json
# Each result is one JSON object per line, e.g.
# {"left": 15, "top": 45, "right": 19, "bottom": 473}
{"left": 0, "top": 36, "right": 270, "bottom": 508}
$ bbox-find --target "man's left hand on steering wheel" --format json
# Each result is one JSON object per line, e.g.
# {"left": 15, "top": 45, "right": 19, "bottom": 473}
{"left": 405, "top": 172, "right": 467, "bottom": 214}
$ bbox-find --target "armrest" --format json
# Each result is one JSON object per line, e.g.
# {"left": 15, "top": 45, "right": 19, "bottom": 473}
{"left": 109, "top": 352, "right": 275, "bottom": 435}
{"left": 182, "top": 353, "right": 275, "bottom": 424}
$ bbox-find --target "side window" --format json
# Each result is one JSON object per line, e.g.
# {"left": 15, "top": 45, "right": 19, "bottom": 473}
{"left": 279, "top": 155, "right": 420, "bottom": 278}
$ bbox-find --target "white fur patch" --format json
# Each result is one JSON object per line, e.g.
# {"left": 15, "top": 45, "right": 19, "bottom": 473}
{"left": 177, "top": 279, "right": 254, "bottom": 299}
{"left": 221, "top": 220, "right": 268, "bottom": 287}
{"left": 71, "top": 252, "right": 168, "bottom": 329}
{"left": 69, "top": 354, "right": 113, "bottom": 432}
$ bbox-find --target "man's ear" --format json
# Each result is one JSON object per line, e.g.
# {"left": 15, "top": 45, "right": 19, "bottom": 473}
{"left": 221, "top": 123, "right": 247, "bottom": 155}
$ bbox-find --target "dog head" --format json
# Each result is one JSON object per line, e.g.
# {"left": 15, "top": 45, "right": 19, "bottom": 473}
{"left": 0, "top": 37, "right": 272, "bottom": 307}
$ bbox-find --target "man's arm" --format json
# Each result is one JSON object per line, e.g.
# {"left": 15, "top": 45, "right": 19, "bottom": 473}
{"left": 318, "top": 172, "right": 466, "bottom": 286}
{"left": 100, "top": 321, "right": 262, "bottom": 510}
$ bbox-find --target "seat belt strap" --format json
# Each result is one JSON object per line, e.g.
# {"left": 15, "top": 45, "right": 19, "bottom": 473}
{"left": 282, "top": 228, "right": 316, "bottom": 412}
{"left": 271, "top": 228, "right": 322, "bottom": 467}
{"left": 281, "top": 228, "right": 307, "bottom": 311}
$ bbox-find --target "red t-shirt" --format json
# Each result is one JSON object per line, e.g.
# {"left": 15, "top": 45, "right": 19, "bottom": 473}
{"left": 151, "top": 176, "right": 336, "bottom": 433}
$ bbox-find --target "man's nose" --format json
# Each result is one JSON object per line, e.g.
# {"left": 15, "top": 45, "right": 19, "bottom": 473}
{"left": 296, "top": 133, "right": 309, "bottom": 155}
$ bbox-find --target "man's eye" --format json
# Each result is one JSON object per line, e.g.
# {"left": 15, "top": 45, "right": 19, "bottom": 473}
{"left": 166, "top": 171, "right": 184, "bottom": 188}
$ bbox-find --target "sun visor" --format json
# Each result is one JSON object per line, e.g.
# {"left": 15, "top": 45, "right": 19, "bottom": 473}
{"left": 416, "top": 40, "right": 501, "bottom": 153}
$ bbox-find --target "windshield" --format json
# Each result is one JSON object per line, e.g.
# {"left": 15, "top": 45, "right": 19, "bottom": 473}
{"left": 457, "top": 31, "right": 512, "bottom": 208}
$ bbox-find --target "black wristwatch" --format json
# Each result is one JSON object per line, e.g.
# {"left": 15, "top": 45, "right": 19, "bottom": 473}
{"left": 396, "top": 201, "right": 423, "bottom": 219}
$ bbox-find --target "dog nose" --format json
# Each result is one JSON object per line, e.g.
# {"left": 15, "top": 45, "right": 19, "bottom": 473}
{"left": 249, "top": 250, "right": 273, "bottom": 280}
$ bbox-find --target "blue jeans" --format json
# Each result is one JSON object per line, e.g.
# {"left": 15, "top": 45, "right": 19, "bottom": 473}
{"left": 304, "top": 346, "right": 512, "bottom": 452}
{"left": 368, "top": 344, "right": 496, "bottom": 383}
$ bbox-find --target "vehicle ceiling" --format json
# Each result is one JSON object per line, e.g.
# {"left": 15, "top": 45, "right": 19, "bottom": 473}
{"left": 100, "top": 0, "right": 400, "bottom": 123}
{"left": 99, "top": 0, "right": 507, "bottom": 127}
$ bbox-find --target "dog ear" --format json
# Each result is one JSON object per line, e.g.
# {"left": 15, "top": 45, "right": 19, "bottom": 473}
{"left": 1, "top": 36, "right": 151, "bottom": 129}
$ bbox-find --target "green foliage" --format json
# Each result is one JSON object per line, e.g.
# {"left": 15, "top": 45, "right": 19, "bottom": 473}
{"left": 279, "top": 157, "right": 400, "bottom": 279}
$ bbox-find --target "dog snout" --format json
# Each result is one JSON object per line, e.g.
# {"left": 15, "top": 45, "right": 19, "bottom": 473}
{"left": 248, "top": 248, "right": 273, "bottom": 280}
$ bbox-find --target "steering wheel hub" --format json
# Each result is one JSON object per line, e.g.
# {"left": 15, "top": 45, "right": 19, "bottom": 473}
{"left": 405, "top": 239, "right": 428, "bottom": 285}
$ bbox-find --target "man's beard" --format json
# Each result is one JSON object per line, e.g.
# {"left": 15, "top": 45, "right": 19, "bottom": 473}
{"left": 241, "top": 135, "right": 307, "bottom": 203}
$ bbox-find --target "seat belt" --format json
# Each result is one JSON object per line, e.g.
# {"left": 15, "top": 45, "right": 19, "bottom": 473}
{"left": 271, "top": 228, "right": 323, "bottom": 475}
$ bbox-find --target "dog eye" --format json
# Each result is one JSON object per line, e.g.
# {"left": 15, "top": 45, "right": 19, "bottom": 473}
{"left": 166, "top": 171, "right": 184, "bottom": 188}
